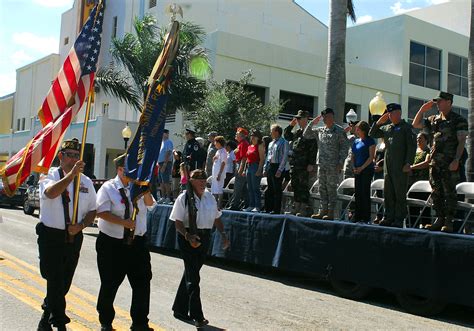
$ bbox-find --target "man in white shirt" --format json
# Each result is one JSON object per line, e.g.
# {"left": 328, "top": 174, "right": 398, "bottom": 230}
{"left": 169, "top": 169, "right": 230, "bottom": 327}
{"left": 95, "top": 154, "right": 155, "bottom": 331}
{"left": 37, "top": 138, "right": 97, "bottom": 331}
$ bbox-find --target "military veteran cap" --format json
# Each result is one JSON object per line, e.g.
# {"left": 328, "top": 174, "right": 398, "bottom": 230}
{"left": 295, "top": 110, "right": 310, "bottom": 118}
{"left": 321, "top": 108, "right": 334, "bottom": 116}
{"left": 433, "top": 91, "right": 453, "bottom": 102}
{"left": 386, "top": 103, "right": 402, "bottom": 112}
{"left": 113, "top": 154, "right": 126, "bottom": 168}
{"left": 190, "top": 169, "right": 207, "bottom": 180}
{"left": 60, "top": 138, "right": 80, "bottom": 151}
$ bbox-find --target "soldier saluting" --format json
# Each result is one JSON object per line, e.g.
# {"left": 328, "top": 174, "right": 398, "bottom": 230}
{"left": 284, "top": 110, "right": 318, "bottom": 217}
{"left": 412, "top": 92, "right": 468, "bottom": 232}
{"left": 182, "top": 127, "right": 206, "bottom": 171}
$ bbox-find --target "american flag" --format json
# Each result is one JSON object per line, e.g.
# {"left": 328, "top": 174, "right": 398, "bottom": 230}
{"left": 0, "top": 0, "right": 105, "bottom": 197}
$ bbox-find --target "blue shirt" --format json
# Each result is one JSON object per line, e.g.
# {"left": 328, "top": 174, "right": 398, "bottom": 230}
{"left": 158, "top": 139, "right": 174, "bottom": 163}
{"left": 352, "top": 137, "right": 375, "bottom": 168}
{"left": 264, "top": 137, "right": 289, "bottom": 173}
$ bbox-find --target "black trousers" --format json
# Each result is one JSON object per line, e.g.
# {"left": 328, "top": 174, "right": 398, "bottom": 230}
{"left": 96, "top": 232, "right": 152, "bottom": 326}
{"left": 266, "top": 164, "right": 284, "bottom": 213}
{"left": 354, "top": 167, "right": 374, "bottom": 222}
{"left": 172, "top": 230, "right": 211, "bottom": 320}
{"left": 36, "top": 222, "right": 83, "bottom": 327}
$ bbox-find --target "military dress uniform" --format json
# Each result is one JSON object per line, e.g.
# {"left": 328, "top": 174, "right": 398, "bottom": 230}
{"left": 95, "top": 174, "right": 155, "bottom": 330}
{"left": 37, "top": 140, "right": 97, "bottom": 330}
{"left": 303, "top": 109, "right": 349, "bottom": 219}
{"left": 284, "top": 113, "right": 318, "bottom": 216}
{"left": 423, "top": 99, "right": 468, "bottom": 232}
{"left": 369, "top": 103, "right": 416, "bottom": 227}
{"left": 183, "top": 137, "right": 206, "bottom": 171}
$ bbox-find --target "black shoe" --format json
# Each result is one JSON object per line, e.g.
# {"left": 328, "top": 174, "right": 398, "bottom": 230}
{"left": 194, "top": 318, "right": 209, "bottom": 328}
{"left": 101, "top": 325, "right": 114, "bottom": 331}
{"left": 173, "top": 311, "right": 192, "bottom": 322}
{"left": 130, "top": 324, "right": 153, "bottom": 331}
{"left": 37, "top": 319, "right": 52, "bottom": 331}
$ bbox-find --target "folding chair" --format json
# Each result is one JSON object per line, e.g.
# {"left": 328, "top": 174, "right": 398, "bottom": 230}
{"left": 337, "top": 178, "right": 355, "bottom": 221}
{"left": 455, "top": 182, "right": 474, "bottom": 234}
{"left": 282, "top": 180, "right": 294, "bottom": 213}
{"left": 370, "top": 179, "right": 384, "bottom": 218}
{"left": 405, "top": 180, "right": 432, "bottom": 228}
{"left": 222, "top": 177, "right": 235, "bottom": 208}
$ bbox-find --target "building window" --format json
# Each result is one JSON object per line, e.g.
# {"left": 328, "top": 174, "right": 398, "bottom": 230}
{"left": 21, "top": 118, "right": 26, "bottom": 131}
{"left": 149, "top": 0, "right": 156, "bottom": 9}
{"left": 244, "top": 85, "right": 266, "bottom": 105}
{"left": 64, "top": 37, "right": 69, "bottom": 45}
{"left": 409, "top": 41, "right": 441, "bottom": 90}
{"left": 448, "top": 53, "right": 468, "bottom": 98}
{"left": 17, "top": 119, "right": 20, "bottom": 131}
{"left": 452, "top": 106, "right": 468, "bottom": 119}
{"left": 102, "top": 102, "right": 109, "bottom": 115}
{"left": 112, "top": 16, "right": 118, "bottom": 38}
{"left": 279, "top": 90, "right": 315, "bottom": 120}
{"left": 408, "top": 97, "right": 437, "bottom": 121}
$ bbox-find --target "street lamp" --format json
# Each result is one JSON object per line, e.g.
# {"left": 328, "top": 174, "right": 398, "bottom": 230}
{"left": 346, "top": 108, "right": 357, "bottom": 124}
{"left": 369, "top": 92, "right": 387, "bottom": 124}
{"left": 122, "top": 123, "right": 132, "bottom": 149}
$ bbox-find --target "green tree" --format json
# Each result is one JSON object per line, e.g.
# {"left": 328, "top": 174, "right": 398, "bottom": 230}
{"left": 192, "top": 72, "right": 282, "bottom": 140}
{"left": 325, "top": 0, "right": 356, "bottom": 123}
{"left": 96, "top": 14, "right": 207, "bottom": 113}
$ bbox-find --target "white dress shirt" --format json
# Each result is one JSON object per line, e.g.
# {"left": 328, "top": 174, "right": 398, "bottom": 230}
{"left": 169, "top": 190, "right": 222, "bottom": 229}
{"left": 39, "top": 167, "right": 97, "bottom": 230}
{"left": 96, "top": 176, "right": 151, "bottom": 239}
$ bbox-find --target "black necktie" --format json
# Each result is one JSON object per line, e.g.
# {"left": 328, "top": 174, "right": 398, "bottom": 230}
{"left": 118, "top": 188, "right": 130, "bottom": 219}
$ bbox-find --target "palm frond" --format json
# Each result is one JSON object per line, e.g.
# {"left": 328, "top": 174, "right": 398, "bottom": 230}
{"left": 95, "top": 67, "right": 143, "bottom": 112}
{"left": 347, "top": 0, "right": 356, "bottom": 23}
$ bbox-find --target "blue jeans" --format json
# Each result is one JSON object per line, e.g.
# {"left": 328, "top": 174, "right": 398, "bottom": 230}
{"left": 246, "top": 163, "right": 262, "bottom": 209}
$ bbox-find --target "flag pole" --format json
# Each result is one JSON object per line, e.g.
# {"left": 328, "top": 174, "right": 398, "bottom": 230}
{"left": 71, "top": 88, "right": 94, "bottom": 228}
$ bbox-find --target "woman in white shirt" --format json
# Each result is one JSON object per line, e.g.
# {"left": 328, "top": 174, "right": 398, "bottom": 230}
{"left": 95, "top": 154, "right": 155, "bottom": 331}
{"left": 210, "top": 136, "right": 227, "bottom": 206}
{"left": 169, "top": 169, "right": 230, "bottom": 327}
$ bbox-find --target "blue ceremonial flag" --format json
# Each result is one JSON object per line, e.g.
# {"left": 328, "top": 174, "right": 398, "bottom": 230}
{"left": 125, "top": 20, "right": 180, "bottom": 205}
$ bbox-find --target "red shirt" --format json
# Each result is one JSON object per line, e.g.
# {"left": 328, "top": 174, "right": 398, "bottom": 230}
{"left": 246, "top": 144, "right": 259, "bottom": 164}
{"left": 235, "top": 139, "right": 249, "bottom": 162}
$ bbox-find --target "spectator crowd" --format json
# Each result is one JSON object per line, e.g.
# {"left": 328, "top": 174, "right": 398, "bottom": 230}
{"left": 155, "top": 91, "right": 471, "bottom": 234}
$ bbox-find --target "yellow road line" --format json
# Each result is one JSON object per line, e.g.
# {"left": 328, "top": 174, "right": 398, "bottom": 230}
{"left": 0, "top": 250, "right": 164, "bottom": 331}
{"left": 0, "top": 282, "right": 90, "bottom": 331}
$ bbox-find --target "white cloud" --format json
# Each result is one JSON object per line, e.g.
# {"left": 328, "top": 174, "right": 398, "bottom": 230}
{"left": 356, "top": 15, "right": 373, "bottom": 24}
{"left": 12, "top": 32, "right": 58, "bottom": 55}
{"left": 0, "top": 72, "right": 17, "bottom": 96}
{"left": 390, "top": 1, "right": 420, "bottom": 14}
{"left": 11, "top": 50, "right": 34, "bottom": 66}
{"left": 426, "top": 0, "right": 450, "bottom": 4}
{"left": 32, "top": 0, "right": 73, "bottom": 8}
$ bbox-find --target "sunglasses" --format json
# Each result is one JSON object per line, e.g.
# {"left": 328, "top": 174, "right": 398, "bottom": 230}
{"left": 62, "top": 151, "right": 80, "bottom": 159}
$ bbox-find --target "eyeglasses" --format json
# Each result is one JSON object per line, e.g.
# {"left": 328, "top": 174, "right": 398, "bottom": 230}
{"left": 62, "top": 151, "right": 80, "bottom": 159}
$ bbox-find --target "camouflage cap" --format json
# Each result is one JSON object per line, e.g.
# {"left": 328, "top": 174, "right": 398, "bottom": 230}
{"left": 60, "top": 138, "right": 80, "bottom": 151}
{"left": 294, "top": 110, "right": 310, "bottom": 118}
{"left": 321, "top": 108, "right": 334, "bottom": 116}
{"left": 386, "top": 103, "right": 401, "bottom": 112}
{"left": 433, "top": 91, "right": 453, "bottom": 102}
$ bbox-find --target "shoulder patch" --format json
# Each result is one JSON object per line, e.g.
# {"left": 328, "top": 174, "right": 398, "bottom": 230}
{"left": 194, "top": 144, "right": 199, "bottom": 151}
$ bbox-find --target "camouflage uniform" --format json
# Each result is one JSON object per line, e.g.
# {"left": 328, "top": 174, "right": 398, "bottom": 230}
{"left": 369, "top": 119, "right": 416, "bottom": 226}
{"left": 343, "top": 134, "right": 356, "bottom": 179}
{"left": 284, "top": 124, "right": 318, "bottom": 212}
{"left": 303, "top": 123, "right": 348, "bottom": 214}
{"left": 424, "top": 111, "right": 468, "bottom": 225}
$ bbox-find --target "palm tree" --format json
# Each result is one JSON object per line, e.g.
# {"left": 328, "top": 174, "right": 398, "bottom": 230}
{"left": 468, "top": 0, "right": 474, "bottom": 181}
{"left": 324, "top": 0, "right": 356, "bottom": 124}
{"left": 96, "top": 14, "right": 207, "bottom": 113}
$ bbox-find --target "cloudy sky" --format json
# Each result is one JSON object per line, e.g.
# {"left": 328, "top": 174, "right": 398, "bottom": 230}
{"left": 0, "top": 0, "right": 451, "bottom": 96}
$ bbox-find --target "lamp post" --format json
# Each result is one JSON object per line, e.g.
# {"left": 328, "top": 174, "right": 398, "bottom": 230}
{"left": 369, "top": 91, "right": 387, "bottom": 124}
{"left": 122, "top": 123, "right": 132, "bottom": 149}
{"left": 346, "top": 108, "right": 357, "bottom": 124}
